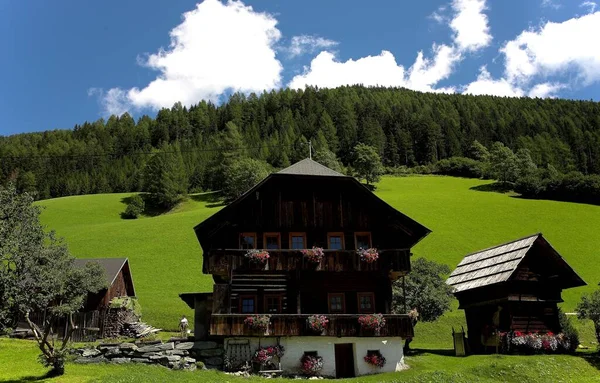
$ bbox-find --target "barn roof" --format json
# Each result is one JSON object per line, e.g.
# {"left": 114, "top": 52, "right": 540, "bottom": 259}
{"left": 446, "top": 233, "right": 585, "bottom": 293}
{"left": 74, "top": 258, "right": 135, "bottom": 295}
{"left": 278, "top": 158, "right": 345, "bottom": 177}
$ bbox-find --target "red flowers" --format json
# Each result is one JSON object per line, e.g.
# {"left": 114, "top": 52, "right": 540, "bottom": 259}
{"left": 245, "top": 249, "right": 270, "bottom": 263}
{"left": 358, "top": 314, "right": 386, "bottom": 331}
{"left": 302, "top": 247, "right": 325, "bottom": 263}
{"left": 357, "top": 248, "right": 379, "bottom": 263}
{"left": 364, "top": 353, "right": 386, "bottom": 368}
{"left": 244, "top": 315, "right": 271, "bottom": 331}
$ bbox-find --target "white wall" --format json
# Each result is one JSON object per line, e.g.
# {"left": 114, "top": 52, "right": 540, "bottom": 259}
{"left": 225, "top": 336, "right": 405, "bottom": 377}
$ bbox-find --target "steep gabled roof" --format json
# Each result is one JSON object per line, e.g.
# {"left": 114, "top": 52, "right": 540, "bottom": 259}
{"left": 278, "top": 158, "right": 345, "bottom": 177}
{"left": 74, "top": 258, "right": 136, "bottom": 295}
{"left": 446, "top": 233, "right": 586, "bottom": 293}
{"left": 194, "top": 158, "right": 431, "bottom": 254}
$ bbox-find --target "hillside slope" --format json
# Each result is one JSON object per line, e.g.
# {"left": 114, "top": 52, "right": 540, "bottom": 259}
{"left": 37, "top": 176, "right": 600, "bottom": 332}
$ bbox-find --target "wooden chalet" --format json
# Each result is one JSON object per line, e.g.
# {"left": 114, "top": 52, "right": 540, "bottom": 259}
{"left": 181, "top": 158, "right": 431, "bottom": 377}
{"left": 447, "top": 233, "right": 586, "bottom": 353}
{"left": 14, "top": 258, "right": 136, "bottom": 342}
{"left": 74, "top": 258, "right": 136, "bottom": 311}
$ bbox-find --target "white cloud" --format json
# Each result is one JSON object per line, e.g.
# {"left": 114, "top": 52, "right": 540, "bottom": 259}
{"left": 95, "top": 0, "right": 282, "bottom": 115}
{"left": 580, "top": 1, "right": 597, "bottom": 13}
{"left": 288, "top": 0, "right": 490, "bottom": 93}
{"left": 502, "top": 12, "right": 600, "bottom": 85}
{"left": 288, "top": 51, "right": 407, "bottom": 89}
{"left": 287, "top": 35, "right": 338, "bottom": 58}
{"left": 527, "top": 82, "right": 565, "bottom": 98}
{"left": 450, "top": 0, "right": 492, "bottom": 52}
{"left": 541, "top": 0, "right": 562, "bottom": 9}
{"left": 463, "top": 66, "right": 524, "bottom": 97}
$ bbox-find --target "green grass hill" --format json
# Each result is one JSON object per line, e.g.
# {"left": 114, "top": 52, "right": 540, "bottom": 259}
{"left": 36, "top": 176, "right": 600, "bottom": 341}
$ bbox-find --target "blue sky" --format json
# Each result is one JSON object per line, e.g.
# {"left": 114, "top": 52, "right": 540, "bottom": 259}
{"left": 1, "top": 0, "right": 599, "bottom": 135}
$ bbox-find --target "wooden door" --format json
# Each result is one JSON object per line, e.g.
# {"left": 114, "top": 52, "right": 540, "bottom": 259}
{"left": 334, "top": 343, "right": 355, "bottom": 378}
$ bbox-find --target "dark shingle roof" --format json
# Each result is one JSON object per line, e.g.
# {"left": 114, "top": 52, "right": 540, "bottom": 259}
{"left": 446, "top": 234, "right": 539, "bottom": 293}
{"left": 74, "top": 258, "right": 129, "bottom": 287}
{"left": 278, "top": 158, "right": 345, "bottom": 177}
{"left": 447, "top": 233, "right": 586, "bottom": 293}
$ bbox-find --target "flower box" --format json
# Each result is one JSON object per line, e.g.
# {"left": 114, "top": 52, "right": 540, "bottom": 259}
{"left": 244, "top": 315, "right": 271, "bottom": 334}
{"left": 357, "top": 248, "right": 379, "bottom": 263}
{"left": 245, "top": 250, "right": 270, "bottom": 268}
{"left": 302, "top": 247, "right": 325, "bottom": 264}
{"left": 300, "top": 355, "right": 323, "bottom": 375}
{"left": 364, "top": 351, "right": 386, "bottom": 368}
{"left": 306, "top": 314, "right": 329, "bottom": 334}
{"left": 358, "top": 314, "right": 386, "bottom": 335}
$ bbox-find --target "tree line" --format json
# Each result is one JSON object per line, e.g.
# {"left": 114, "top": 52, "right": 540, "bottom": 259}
{"left": 1, "top": 85, "right": 600, "bottom": 200}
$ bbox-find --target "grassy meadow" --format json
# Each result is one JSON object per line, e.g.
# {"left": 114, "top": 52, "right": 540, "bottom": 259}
{"left": 3, "top": 175, "right": 600, "bottom": 382}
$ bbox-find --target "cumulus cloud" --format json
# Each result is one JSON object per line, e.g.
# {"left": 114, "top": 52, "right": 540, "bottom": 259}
{"left": 94, "top": 0, "right": 282, "bottom": 115}
{"left": 502, "top": 12, "right": 600, "bottom": 86}
{"left": 450, "top": 0, "right": 492, "bottom": 52}
{"left": 286, "top": 35, "right": 338, "bottom": 58}
{"left": 289, "top": 0, "right": 489, "bottom": 92}
{"left": 580, "top": 1, "right": 597, "bottom": 13}
{"left": 463, "top": 67, "right": 524, "bottom": 97}
{"left": 527, "top": 82, "right": 565, "bottom": 98}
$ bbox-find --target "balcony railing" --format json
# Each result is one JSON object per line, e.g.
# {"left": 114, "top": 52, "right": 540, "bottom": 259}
{"left": 209, "top": 314, "right": 414, "bottom": 338}
{"left": 206, "top": 249, "right": 410, "bottom": 275}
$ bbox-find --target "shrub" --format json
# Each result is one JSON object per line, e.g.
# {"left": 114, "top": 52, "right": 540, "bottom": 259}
{"left": 559, "top": 309, "right": 579, "bottom": 352}
{"left": 123, "top": 195, "right": 145, "bottom": 219}
{"left": 434, "top": 157, "right": 484, "bottom": 178}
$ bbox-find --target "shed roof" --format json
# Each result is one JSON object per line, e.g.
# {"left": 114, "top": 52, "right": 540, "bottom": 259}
{"left": 74, "top": 258, "right": 134, "bottom": 294}
{"left": 446, "top": 233, "right": 585, "bottom": 293}
{"left": 277, "top": 158, "right": 346, "bottom": 177}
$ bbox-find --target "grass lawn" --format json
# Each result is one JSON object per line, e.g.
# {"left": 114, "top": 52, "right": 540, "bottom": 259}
{"left": 2, "top": 338, "right": 600, "bottom": 382}
{"left": 3, "top": 175, "right": 597, "bottom": 381}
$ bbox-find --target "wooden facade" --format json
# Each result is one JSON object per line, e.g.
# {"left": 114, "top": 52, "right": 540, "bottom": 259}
{"left": 76, "top": 258, "right": 136, "bottom": 311}
{"left": 447, "top": 234, "right": 586, "bottom": 353}
{"left": 184, "top": 159, "right": 431, "bottom": 340}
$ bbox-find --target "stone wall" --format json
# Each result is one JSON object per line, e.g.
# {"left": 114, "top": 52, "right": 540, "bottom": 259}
{"left": 73, "top": 339, "right": 224, "bottom": 370}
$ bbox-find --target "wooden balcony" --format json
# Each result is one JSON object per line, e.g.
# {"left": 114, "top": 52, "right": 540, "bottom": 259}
{"left": 209, "top": 314, "right": 414, "bottom": 338}
{"left": 206, "top": 249, "right": 410, "bottom": 277}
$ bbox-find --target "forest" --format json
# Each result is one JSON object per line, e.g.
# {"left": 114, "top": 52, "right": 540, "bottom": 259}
{"left": 1, "top": 85, "right": 600, "bottom": 200}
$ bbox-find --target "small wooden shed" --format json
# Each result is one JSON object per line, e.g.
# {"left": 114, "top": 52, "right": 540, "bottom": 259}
{"left": 447, "top": 233, "right": 585, "bottom": 353}
{"left": 74, "top": 258, "right": 136, "bottom": 311}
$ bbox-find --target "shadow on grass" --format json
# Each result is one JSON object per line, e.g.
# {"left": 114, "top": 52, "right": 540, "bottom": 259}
{"left": 579, "top": 352, "right": 600, "bottom": 371}
{"left": 3, "top": 370, "right": 57, "bottom": 382}
{"left": 119, "top": 194, "right": 175, "bottom": 219}
{"left": 190, "top": 191, "right": 226, "bottom": 208}
{"left": 406, "top": 348, "right": 455, "bottom": 357}
{"left": 469, "top": 182, "right": 514, "bottom": 194}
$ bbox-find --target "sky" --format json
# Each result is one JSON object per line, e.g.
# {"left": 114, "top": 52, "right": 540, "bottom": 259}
{"left": 1, "top": 0, "right": 599, "bottom": 135}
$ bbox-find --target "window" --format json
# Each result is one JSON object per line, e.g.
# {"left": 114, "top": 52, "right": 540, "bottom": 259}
{"left": 264, "top": 295, "right": 282, "bottom": 314}
{"left": 263, "top": 233, "right": 281, "bottom": 250}
{"left": 240, "top": 233, "right": 257, "bottom": 249}
{"left": 328, "top": 293, "right": 345, "bottom": 313}
{"left": 327, "top": 232, "right": 345, "bottom": 250}
{"left": 289, "top": 232, "right": 307, "bottom": 249}
{"left": 357, "top": 292, "right": 375, "bottom": 313}
{"left": 355, "top": 232, "right": 372, "bottom": 249}
{"left": 239, "top": 295, "right": 257, "bottom": 313}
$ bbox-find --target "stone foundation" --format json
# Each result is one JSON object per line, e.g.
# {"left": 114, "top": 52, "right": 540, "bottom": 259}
{"left": 73, "top": 339, "right": 224, "bottom": 370}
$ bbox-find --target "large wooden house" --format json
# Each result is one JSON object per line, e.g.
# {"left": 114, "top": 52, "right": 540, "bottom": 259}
{"left": 447, "top": 234, "right": 585, "bottom": 353}
{"left": 181, "top": 158, "right": 431, "bottom": 377}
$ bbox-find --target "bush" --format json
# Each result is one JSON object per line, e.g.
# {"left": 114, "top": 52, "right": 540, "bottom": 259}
{"left": 434, "top": 157, "right": 484, "bottom": 178}
{"left": 558, "top": 309, "right": 579, "bottom": 352}
{"left": 123, "top": 195, "right": 145, "bottom": 219}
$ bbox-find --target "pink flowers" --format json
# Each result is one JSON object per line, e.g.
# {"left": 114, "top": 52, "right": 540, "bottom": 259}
{"left": 357, "top": 248, "right": 379, "bottom": 263}
{"left": 252, "top": 345, "right": 284, "bottom": 365}
{"left": 244, "top": 315, "right": 271, "bottom": 331}
{"left": 306, "top": 315, "right": 329, "bottom": 332}
{"left": 501, "top": 331, "right": 573, "bottom": 353}
{"left": 301, "top": 355, "right": 324, "bottom": 375}
{"left": 358, "top": 314, "right": 386, "bottom": 331}
{"left": 302, "top": 247, "right": 325, "bottom": 263}
{"left": 364, "top": 352, "right": 386, "bottom": 368}
{"left": 245, "top": 249, "right": 270, "bottom": 264}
